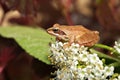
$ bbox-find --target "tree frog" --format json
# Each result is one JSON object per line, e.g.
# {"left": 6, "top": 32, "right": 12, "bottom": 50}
{"left": 47, "top": 24, "right": 100, "bottom": 47}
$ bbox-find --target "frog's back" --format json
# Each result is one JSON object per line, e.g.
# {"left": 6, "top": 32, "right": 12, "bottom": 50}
{"left": 65, "top": 25, "right": 90, "bottom": 32}
{"left": 53, "top": 24, "right": 94, "bottom": 36}
{"left": 59, "top": 25, "right": 91, "bottom": 35}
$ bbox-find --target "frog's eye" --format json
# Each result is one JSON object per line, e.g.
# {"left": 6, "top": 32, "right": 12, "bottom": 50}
{"left": 53, "top": 29, "right": 59, "bottom": 33}
{"left": 52, "top": 29, "right": 66, "bottom": 35}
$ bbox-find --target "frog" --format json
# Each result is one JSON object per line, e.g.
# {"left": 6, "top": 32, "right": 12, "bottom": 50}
{"left": 47, "top": 24, "right": 100, "bottom": 47}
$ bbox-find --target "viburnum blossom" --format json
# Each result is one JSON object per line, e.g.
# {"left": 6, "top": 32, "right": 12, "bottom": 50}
{"left": 114, "top": 41, "right": 120, "bottom": 54}
{"left": 49, "top": 41, "right": 120, "bottom": 80}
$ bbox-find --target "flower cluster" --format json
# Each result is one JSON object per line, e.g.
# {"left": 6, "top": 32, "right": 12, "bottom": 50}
{"left": 49, "top": 41, "right": 120, "bottom": 80}
{"left": 114, "top": 40, "right": 120, "bottom": 54}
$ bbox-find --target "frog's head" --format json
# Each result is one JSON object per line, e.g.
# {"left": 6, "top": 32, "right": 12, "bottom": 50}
{"left": 47, "top": 24, "right": 69, "bottom": 41}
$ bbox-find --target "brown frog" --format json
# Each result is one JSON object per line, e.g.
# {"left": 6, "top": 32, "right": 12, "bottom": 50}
{"left": 47, "top": 24, "right": 100, "bottom": 47}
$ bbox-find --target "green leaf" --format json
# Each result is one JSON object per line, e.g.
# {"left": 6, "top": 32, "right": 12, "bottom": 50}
{"left": 0, "top": 26, "right": 55, "bottom": 64}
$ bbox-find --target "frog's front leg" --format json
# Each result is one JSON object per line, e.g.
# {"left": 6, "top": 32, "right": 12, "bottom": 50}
{"left": 69, "top": 36, "right": 75, "bottom": 45}
{"left": 56, "top": 35, "right": 69, "bottom": 42}
{"left": 63, "top": 36, "right": 75, "bottom": 48}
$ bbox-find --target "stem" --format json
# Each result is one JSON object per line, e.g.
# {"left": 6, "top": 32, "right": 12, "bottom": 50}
{"left": 94, "top": 44, "right": 119, "bottom": 56}
{"left": 89, "top": 49, "right": 120, "bottom": 63}
{"left": 62, "top": 0, "right": 74, "bottom": 25}
{"left": 109, "top": 62, "right": 120, "bottom": 67}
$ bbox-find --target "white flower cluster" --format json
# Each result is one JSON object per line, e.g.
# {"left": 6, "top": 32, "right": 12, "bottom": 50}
{"left": 114, "top": 41, "right": 120, "bottom": 54}
{"left": 49, "top": 41, "right": 118, "bottom": 80}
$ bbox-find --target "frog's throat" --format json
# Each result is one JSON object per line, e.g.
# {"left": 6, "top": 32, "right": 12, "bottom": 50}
{"left": 57, "top": 36, "right": 69, "bottom": 42}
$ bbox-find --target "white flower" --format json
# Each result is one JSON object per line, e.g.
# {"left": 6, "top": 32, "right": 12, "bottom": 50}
{"left": 79, "top": 51, "right": 88, "bottom": 62}
{"left": 102, "top": 66, "right": 114, "bottom": 78}
{"left": 114, "top": 41, "right": 120, "bottom": 54}
{"left": 88, "top": 74, "right": 95, "bottom": 80}
{"left": 112, "top": 78, "right": 118, "bottom": 80}
{"left": 49, "top": 41, "right": 117, "bottom": 80}
{"left": 118, "top": 75, "right": 120, "bottom": 79}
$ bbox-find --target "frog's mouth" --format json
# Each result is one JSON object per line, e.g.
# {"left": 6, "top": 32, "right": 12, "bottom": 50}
{"left": 47, "top": 28, "right": 69, "bottom": 41}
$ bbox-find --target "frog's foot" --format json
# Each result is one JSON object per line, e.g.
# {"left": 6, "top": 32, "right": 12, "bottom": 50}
{"left": 63, "top": 43, "right": 71, "bottom": 49}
